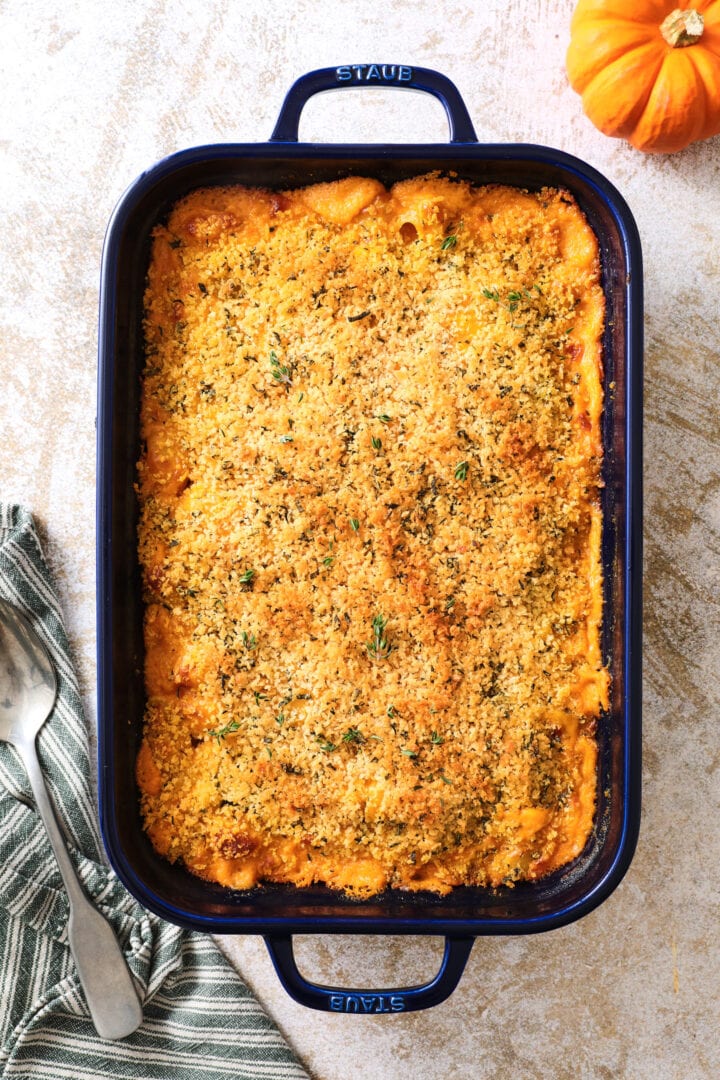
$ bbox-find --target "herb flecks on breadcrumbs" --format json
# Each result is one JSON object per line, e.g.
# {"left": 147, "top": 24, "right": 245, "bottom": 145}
{"left": 136, "top": 174, "right": 608, "bottom": 897}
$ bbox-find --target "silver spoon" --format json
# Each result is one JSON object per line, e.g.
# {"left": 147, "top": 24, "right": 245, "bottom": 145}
{"left": 0, "top": 596, "right": 142, "bottom": 1040}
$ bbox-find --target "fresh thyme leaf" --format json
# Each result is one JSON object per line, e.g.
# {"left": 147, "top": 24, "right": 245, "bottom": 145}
{"left": 239, "top": 569, "right": 255, "bottom": 585}
{"left": 316, "top": 735, "right": 336, "bottom": 753}
{"left": 350, "top": 518, "right": 360, "bottom": 532}
{"left": 322, "top": 555, "right": 334, "bottom": 567}
{"left": 401, "top": 748, "right": 418, "bottom": 758}
{"left": 276, "top": 712, "right": 285, "bottom": 726}
{"left": 454, "top": 461, "right": 469, "bottom": 481}
{"left": 441, "top": 235, "right": 457, "bottom": 250}
{"left": 482, "top": 287, "right": 500, "bottom": 301}
{"left": 279, "top": 434, "right": 294, "bottom": 443}
{"left": 430, "top": 731, "right": 444, "bottom": 745}
{"left": 342, "top": 727, "right": 363, "bottom": 744}
{"left": 376, "top": 414, "right": 391, "bottom": 424}
{"left": 241, "top": 631, "right": 257, "bottom": 650}
{"left": 387, "top": 705, "right": 396, "bottom": 718}
{"left": 440, "top": 773, "right": 453, "bottom": 785}
{"left": 371, "top": 436, "right": 382, "bottom": 451}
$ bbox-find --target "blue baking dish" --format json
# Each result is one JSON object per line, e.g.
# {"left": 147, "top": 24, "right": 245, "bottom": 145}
{"left": 97, "top": 65, "right": 642, "bottom": 1013}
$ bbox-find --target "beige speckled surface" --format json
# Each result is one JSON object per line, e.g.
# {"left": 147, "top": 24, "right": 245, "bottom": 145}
{"left": 2, "top": 1, "right": 719, "bottom": 1077}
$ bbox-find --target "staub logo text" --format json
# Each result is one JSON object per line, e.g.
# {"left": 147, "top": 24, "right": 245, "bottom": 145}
{"left": 336, "top": 65, "right": 412, "bottom": 83}
{"left": 328, "top": 992, "right": 406, "bottom": 1013}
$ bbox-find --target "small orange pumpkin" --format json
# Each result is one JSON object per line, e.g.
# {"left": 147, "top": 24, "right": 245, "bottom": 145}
{"left": 567, "top": 1, "right": 720, "bottom": 152}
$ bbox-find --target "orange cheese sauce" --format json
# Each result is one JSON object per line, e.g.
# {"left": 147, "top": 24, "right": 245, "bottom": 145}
{"left": 136, "top": 175, "right": 608, "bottom": 896}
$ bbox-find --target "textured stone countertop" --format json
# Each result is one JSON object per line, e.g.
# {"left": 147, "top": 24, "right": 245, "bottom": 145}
{"left": 2, "top": 2, "right": 719, "bottom": 1077}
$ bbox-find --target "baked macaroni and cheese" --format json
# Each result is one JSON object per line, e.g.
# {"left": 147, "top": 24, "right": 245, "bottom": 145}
{"left": 136, "top": 174, "right": 608, "bottom": 896}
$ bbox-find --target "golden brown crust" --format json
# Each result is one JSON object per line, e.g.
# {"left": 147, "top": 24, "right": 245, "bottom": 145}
{"left": 136, "top": 174, "right": 608, "bottom": 896}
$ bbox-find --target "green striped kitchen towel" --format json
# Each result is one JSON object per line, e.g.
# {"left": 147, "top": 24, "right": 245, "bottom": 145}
{"left": 0, "top": 504, "right": 309, "bottom": 1080}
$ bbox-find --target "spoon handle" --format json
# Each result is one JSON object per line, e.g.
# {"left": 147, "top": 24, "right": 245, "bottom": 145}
{"left": 19, "top": 738, "right": 143, "bottom": 1040}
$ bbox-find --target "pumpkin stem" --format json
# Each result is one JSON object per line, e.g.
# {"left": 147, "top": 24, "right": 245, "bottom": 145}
{"left": 660, "top": 8, "right": 704, "bottom": 47}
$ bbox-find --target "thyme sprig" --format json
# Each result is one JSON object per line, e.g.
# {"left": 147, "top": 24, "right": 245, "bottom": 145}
{"left": 481, "top": 285, "right": 542, "bottom": 312}
{"left": 454, "top": 461, "right": 469, "bottom": 481}
{"left": 269, "top": 350, "right": 292, "bottom": 384}
{"left": 207, "top": 719, "right": 240, "bottom": 743}
{"left": 366, "top": 614, "right": 393, "bottom": 661}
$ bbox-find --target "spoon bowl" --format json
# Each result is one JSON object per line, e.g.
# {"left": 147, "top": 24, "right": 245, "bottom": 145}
{"left": 0, "top": 597, "right": 57, "bottom": 744}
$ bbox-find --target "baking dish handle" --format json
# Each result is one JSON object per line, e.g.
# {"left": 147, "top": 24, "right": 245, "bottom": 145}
{"left": 264, "top": 933, "right": 474, "bottom": 1013}
{"left": 269, "top": 64, "right": 478, "bottom": 144}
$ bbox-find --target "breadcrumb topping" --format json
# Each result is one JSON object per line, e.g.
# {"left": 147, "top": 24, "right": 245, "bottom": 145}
{"left": 136, "top": 174, "right": 608, "bottom": 896}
